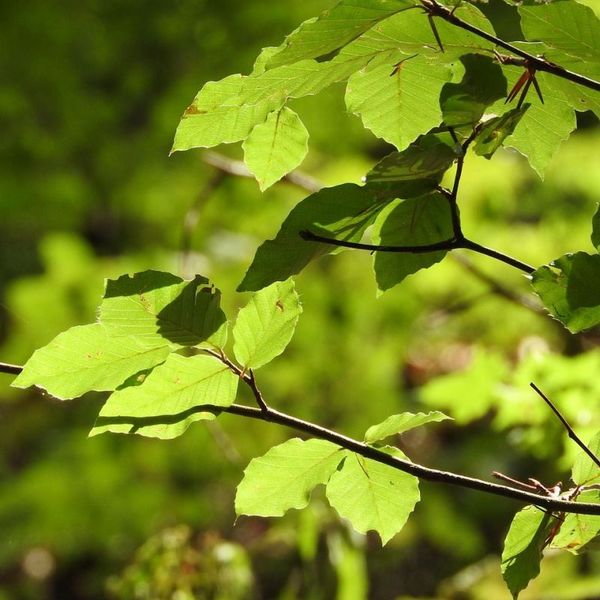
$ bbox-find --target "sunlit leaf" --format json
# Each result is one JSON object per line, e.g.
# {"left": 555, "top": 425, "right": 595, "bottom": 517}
{"left": 440, "top": 54, "right": 507, "bottom": 127}
{"left": 346, "top": 55, "right": 451, "bottom": 151}
{"left": 372, "top": 192, "right": 454, "bottom": 292}
{"left": 238, "top": 183, "right": 394, "bottom": 292}
{"left": 326, "top": 447, "right": 419, "bottom": 545}
{"left": 91, "top": 354, "right": 238, "bottom": 439}
{"left": 233, "top": 279, "right": 302, "bottom": 370}
{"left": 243, "top": 107, "right": 309, "bottom": 191}
{"left": 486, "top": 69, "right": 576, "bottom": 178}
{"left": 364, "top": 411, "right": 451, "bottom": 444}
{"left": 572, "top": 432, "right": 600, "bottom": 486}
{"left": 266, "top": 0, "right": 417, "bottom": 68}
{"left": 235, "top": 438, "right": 343, "bottom": 517}
{"left": 551, "top": 491, "right": 600, "bottom": 554}
{"left": 520, "top": 1, "right": 600, "bottom": 64}
{"left": 12, "top": 324, "right": 171, "bottom": 400}
{"left": 501, "top": 505, "right": 554, "bottom": 599}
{"left": 531, "top": 253, "right": 600, "bottom": 333}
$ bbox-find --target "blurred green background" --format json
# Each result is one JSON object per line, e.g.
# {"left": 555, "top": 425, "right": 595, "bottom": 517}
{"left": 1, "top": 0, "right": 600, "bottom": 598}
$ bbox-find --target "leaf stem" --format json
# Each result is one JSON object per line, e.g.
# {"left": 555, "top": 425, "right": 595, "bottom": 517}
{"left": 0, "top": 361, "right": 22, "bottom": 375}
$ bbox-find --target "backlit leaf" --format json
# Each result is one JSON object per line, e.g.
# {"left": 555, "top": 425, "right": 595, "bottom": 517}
{"left": 572, "top": 432, "right": 600, "bottom": 486}
{"left": 243, "top": 107, "right": 309, "bottom": 191}
{"left": 235, "top": 438, "right": 343, "bottom": 517}
{"left": 326, "top": 447, "right": 420, "bottom": 545}
{"left": 233, "top": 279, "right": 302, "bottom": 370}
{"left": 531, "top": 253, "right": 600, "bottom": 333}
{"left": 551, "top": 491, "right": 600, "bottom": 554}
{"left": 473, "top": 106, "right": 529, "bottom": 159}
{"left": 346, "top": 55, "right": 451, "bottom": 151}
{"left": 100, "top": 271, "right": 227, "bottom": 349}
{"left": 501, "top": 505, "right": 554, "bottom": 599}
{"left": 91, "top": 354, "right": 238, "bottom": 439}
{"left": 12, "top": 324, "right": 171, "bottom": 400}
{"left": 364, "top": 411, "right": 451, "bottom": 444}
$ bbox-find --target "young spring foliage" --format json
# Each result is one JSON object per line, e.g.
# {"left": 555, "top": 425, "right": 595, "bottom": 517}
{"left": 12, "top": 1, "right": 600, "bottom": 597}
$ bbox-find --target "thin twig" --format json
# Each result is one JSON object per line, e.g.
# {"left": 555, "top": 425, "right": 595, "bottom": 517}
{"left": 420, "top": 0, "right": 600, "bottom": 93}
{"left": 6, "top": 359, "right": 600, "bottom": 515}
{"left": 530, "top": 382, "right": 600, "bottom": 471}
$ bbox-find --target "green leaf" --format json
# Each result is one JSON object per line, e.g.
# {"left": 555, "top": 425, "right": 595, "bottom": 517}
{"left": 501, "top": 505, "right": 553, "bottom": 599}
{"left": 572, "top": 432, "right": 600, "bottom": 486}
{"left": 486, "top": 69, "right": 576, "bottom": 177}
{"left": 364, "top": 411, "right": 451, "bottom": 444}
{"left": 346, "top": 54, "right": 452, "bottom": 151}
{"left": 551, "top": 491, "right": 600, "bottom": 554}
{"left": 519, "top": 1, "right": 600, "bottom": 64}
{"left": 531, "top": 253, "right": 600, "bottom": 333}
{"left": 266, "top": 0, "right": 417, "bottom": 68}
{"left": 91, "top": 354, "right": 239, "bottom": 439}
{"left": 12, "top": 324, "right": 171, "bottom": 400}
{"left": 243, "top": 107, "right": 309, "bottom": 191}
{"left": 440, "top": 54, "right": 507, "bottom": 127}
{"left": 326, "top": 447, "right": 420, "bottom": 545}
{"left": 100, "top": 271, "right": 227, "bottom": 349}
{"left": 238, "top": 183, "right": 393, "bottom": 292}
{"left": 344, "top": 3, "right": 495, "bottom": 62}
{"left": 235, "top": 438, "right": 343, "bottom": 517}
{"left": 233, "top": 279, "right": 302, "bottom": 370}
{"left": 592, "top": 204, "right": 600, "bottom": 252}
{"left": 172, "top": 74, "right": 282, "bottom": 151}
{"left": 372, "top": 192, "right": 454, "bottom": 292}
{"left": 473, "top": 106, "right": 529, "bottom": 159}
{"left": 365, "top": 133, "right": 458, "bottom": 197}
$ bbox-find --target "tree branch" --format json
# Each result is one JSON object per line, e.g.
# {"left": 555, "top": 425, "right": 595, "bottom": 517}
{"left": 421, "top": 0, "right": 600, "bottom": 93}
{"left": 300, "top": 230, "right": 535, "bottom": 274}
{"left": 5, "top": 359, "right": 600, "bottom": 515}
{"left": 0, "top": 361, "right": 22, "bottom": 375}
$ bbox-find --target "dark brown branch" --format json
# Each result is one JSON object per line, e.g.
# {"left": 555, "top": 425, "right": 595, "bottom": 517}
{"left": 300, "top": 230, "right": 536, "bottom": 274}
{"left": 5, "top": 360, "right": 600, "bottom": 515}
{"left": 0, "top": 361, "right": 22, "bottom": 375}
{"left": 530, "top": 383, "right": 600, "bottom": 471}
{"left": 420, "top": 0, "right": 600, "bottom": 93}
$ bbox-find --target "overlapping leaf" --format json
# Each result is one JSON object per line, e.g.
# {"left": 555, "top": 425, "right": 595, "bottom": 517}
{"left": 501, "top": 506, "right": 554, "bottom": 599}
{"left": 365, "top": 133, "right": 458, "bottom": 196}
{"left": 326, "top": 447, "right": 420, "bottom": 545}
{"left": 238, "top": 183, "right": 394, "bottom": 292}
{"left": 243, "top": 107, "right": 309, "bottom": 191}
{"left": 233, "top": 279, "right": 302, "bottom": 370}
{"left": 100, "top": 271, "right": 227, "bottom": 349}
{"left": 551, "top": 491, "right": 600, "bottom": 554}
{"left": 572, "top": 432, "right": 600, "bottom": 487}
{"left": 473, "top": 107, "right": 529, "bottom": 159}
{"left": 91, "top": 354, "right": 239, "bottom": 439}
{"left": 372, "top": 192, "right": 454, "bottom": 292}
{"left": 346, "top": 55, "right": 451, "bottom": 151}
{"left": 440, "top": 54, "right": 507, "bottom": 127}
{"left": 364, "top": 411, "right": 451, "bottom": 444}
{"left": 235, "top": 438, "right": 343, "bottom": 517}
{"left": 265, "top": 0, "right": 417, "bottom": 68}
{"left": 12, "top": 324, "right": 171, "bottom": 400}
{"left": 531, "top": 253, "right": 600, "bottom": 333}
